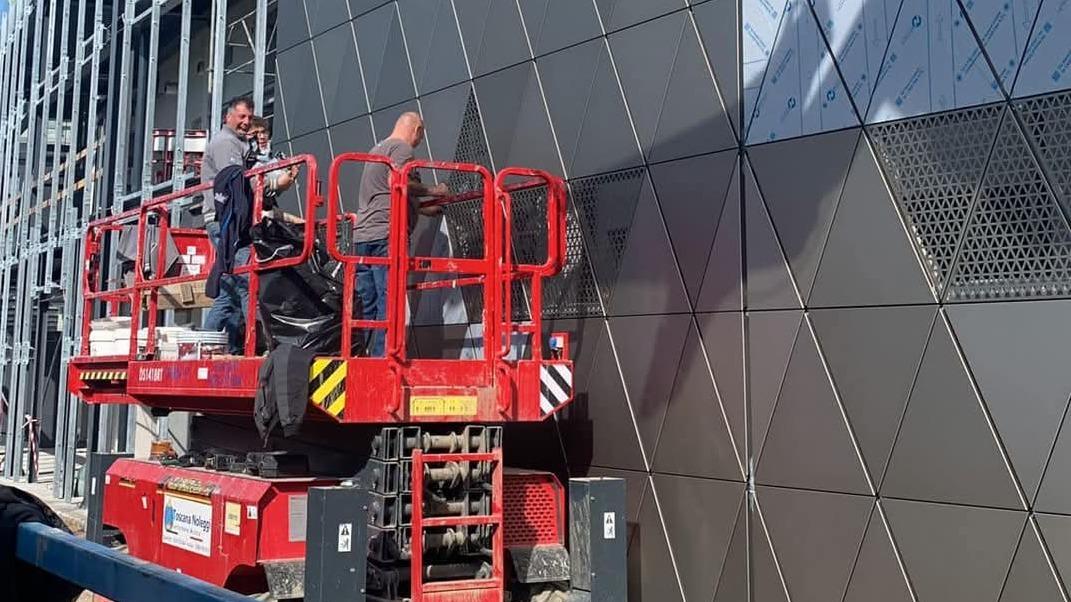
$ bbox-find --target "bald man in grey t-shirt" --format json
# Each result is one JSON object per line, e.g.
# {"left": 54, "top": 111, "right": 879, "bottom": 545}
{"left": 354, "top": 112, "right": 449, "bottom": 357}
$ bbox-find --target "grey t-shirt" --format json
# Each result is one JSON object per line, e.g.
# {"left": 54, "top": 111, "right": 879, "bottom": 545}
{"left": 354, "top": 137, "right": 418, "bottom": 243}
{"left": 200, "top": 125, "right": 250, "bottom": 221}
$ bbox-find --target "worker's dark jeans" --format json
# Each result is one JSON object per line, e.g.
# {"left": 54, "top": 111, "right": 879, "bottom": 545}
{"left": 355, "top": 238, "right": 388, "bottom": 357}
{"left": 205, "top": 221, "right": 250, "bottom": 355}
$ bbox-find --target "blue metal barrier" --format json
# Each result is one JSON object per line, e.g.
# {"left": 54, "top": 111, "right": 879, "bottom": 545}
{"left": 16, "top": 522, "right": 252, "bottom": 602}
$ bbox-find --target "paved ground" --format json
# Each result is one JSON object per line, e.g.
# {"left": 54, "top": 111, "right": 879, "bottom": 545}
{"left": 0, "top": 448, "right": 88, "bottom": 533}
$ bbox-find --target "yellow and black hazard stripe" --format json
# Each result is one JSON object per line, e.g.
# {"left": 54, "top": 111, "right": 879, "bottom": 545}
{"left": 82, "top": 370, "right": 128, "bottom": 381}
{"left": 309, "top": 358, "right": 346, "bottom": 419}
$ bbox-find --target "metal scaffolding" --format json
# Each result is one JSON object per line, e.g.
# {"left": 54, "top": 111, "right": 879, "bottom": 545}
{"left": 0, "top": 0, "right": 276, "bottom": 500}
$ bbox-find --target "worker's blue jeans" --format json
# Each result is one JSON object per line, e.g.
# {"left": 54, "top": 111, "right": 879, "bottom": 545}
{"left": 204, "top": 221, "right": 250, "bottom": 355}
{"left": 355, "top": 239, "right": 388, "bottom": 357}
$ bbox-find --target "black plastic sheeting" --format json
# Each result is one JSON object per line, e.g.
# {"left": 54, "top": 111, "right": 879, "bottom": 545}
{"left": 252, "top": 219, "right": 363, "bottom": 356}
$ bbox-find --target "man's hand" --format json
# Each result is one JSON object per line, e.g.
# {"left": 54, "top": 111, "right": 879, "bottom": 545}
{"left": 429, "top": 183, "right": 450, "bottom": 197}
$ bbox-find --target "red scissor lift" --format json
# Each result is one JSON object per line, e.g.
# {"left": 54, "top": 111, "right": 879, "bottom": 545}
{"left": 68, "top": 153, "right": 596, "bottom": 602}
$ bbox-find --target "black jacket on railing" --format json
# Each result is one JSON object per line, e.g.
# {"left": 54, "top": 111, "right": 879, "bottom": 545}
{"left": 206, "top": 164, "right": 254, "bottom": 298}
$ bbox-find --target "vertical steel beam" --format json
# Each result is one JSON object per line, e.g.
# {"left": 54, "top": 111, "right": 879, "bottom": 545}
{"left": 17, "top": 0, "right": 61, "bottom": 483}
{"left": 53, "top": 0, "right": 92, "bottom": 499}
{"left": 139, "top": 0, "right": 160, "bottom": 197}
{"left": 6, "top": 0, "right": 47, "bottom": 479}
{"left": 171, "top": 0, "right": 192, "bottom": 193}
{"left": 0, "top": 2, "right": 31, "bottom": 465}
{"left": 110, "top": 0, "right": 135, "bottom": 204}
{"left": 252, "top": 0, "right": 267, "bottom": 109}
{"left": 209, "top": 0, "right": 226, "bottom": 130}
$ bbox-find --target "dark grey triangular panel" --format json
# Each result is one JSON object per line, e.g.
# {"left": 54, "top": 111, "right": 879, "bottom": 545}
{"left": 276, "top": 0, "right": 310, "bottom": 52}
{"left": 883, "top": 499, "right": 1024, "bottom": 602}
{"left": 999, "top": 521, "right": 1064, "bottom": 602}
{"left": 691, "top": 0, "right": 741, "bottom": 137}
{"left": 474, "top": 63, "right": 562, "bottom": 175}
{"left": 306, "top": 0, "right": 350, "bottom": 37}
{"left": 628, "top": 480, "right": 685, "bottom": 602}
{"left": 595, "top": 0, "right": 685, "bottom": 32}
{"left": 948, "top": 300, "right": 1071, "bottom": 501}
{"left": 276, "top": 41, "right": 326, "bottom": 138}
{"left": 757, "top": 486, "right": 873, "bottom": 602}
{"left": 653, "top": 323, "right": 743, "bottom": 480}
{"left": 609, "top": 314, "right": 691, "bottom": 464}
{"left": 809, "top": 134, "right": 935, "bottom": 307}
{"left": 354, "top": 4, "right": 416, "bottom": 111}
{"left": 313, "top": 24, "right": 368, "bottom": 127}
{"left": 882, "top": 317, "right": 1023, "bottom": 508}
{"left": 810, "top": 306, "right": 936, "bottom": 481}
{"left": 453, "top": 0, "right": 530, "bottom": 76}
{"left": 653, "top": 475, "right": 743, "bottom": 602}
{"left": 608, "top": 12, "right": 686, "bottom": 158}
{"left": 757, "top": 321, "right": 871, "bottom": 494}
{"left": 866, "top": 103, "right": 1005, "bottom": 293}
{"left": 608, "top": 177, "right": 691, "bottom": 316}
{"left": 713, "top": 499, "right": 748, "bottom": 602}
{"left": 747, "top": 310, "right": 803, "bottom": 465}
{"left": 745, "top": 158, "right": 802, "bottom": 309}
{"left": 415, "top": 83, "right": 482, "bottom": 166}
{"left": 611, "top": 12, "right": 735, "bottom": 163}
{"left": 517, "top": 0, "right": 602, "bottom": 56}
{"left": 752, "top": 501, "right": 791, "bottom": 602}
{"left": 1033, "top": 410, "right": 1071, "bottom": 514}
{"left": 649, "top": 14, "right": 736, "bottom": 160}
{"left": 695, "top": 163, "right": 742, "bottom": 311}
{"left": 538, "top": 39, "right": 643, "bottom": 178}
{"left": 748, "top": 128, "right": 859, "bottom": 298}
{"left": 649, "top": 151, "right": 736, "bottom": 304}
{"left": 946, "top": 111, "right": 1071, "bottom": 302}
{"left": 348, "top": 0, "right": 388, "bottom": 18}
{"left": 1035, "top": 513, "right": 1071, "bottom": 591}
{"left": 560, "top": 321, "right": 647, "bottom": 471}
{"left": 327, "top": 116, "right": 376, "bottom": 210}
{"left": 697, "top": 311, "right": 746, "bottom": 468}
{"left": 1016, "top": 91, "right": 1071, "bottom": 210}
{"left": 396, "top": 0, "right": 469, "bottom": 95}
{"left": 843, "top": 507, "right": 914, "bottom": 602}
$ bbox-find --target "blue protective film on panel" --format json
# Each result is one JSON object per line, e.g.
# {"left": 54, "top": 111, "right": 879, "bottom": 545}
{"left": 1013, "top": 0, "right": 1071, "bottom": 98}
{"left": 811, "top": 0, "right": 900, "bottom": 115}
{"left": 867, "top": 0, "right": 1003, "bottom": 123}
{"left": 745, "top": 0, "right": 858, "bottom": 143}
{"left": 962, "top": 0, "right": 1040, "bottom": 87}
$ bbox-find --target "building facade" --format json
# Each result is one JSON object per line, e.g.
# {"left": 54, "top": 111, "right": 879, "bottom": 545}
{"left": 4, "top": 0, "right": 1071, "bottom": 599}
{"left": 275, "top": 0, "right": 1071, "bottom": 600}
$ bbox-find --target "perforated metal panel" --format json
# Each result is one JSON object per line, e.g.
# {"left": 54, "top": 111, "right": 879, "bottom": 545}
{"left": 441, "top": 90, "right": 494, "bottom": 319}
{"left": 947, "top": 117, "right": 1071, "bottom": 300}
{"left": 1016, "top": 91, "right": 1071, "bottom": 210}
{"left": 868, "top": 104, "right": 1004, "bottom": 292}
{"left": 569, "top": 167, "right": 647, "bottom": 309}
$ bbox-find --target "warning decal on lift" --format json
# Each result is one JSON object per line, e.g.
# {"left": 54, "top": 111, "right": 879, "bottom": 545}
{"left": 338, "top": 523, "right": 353, "bottom": 553}
{"left": 309, "top": 359, "right": 347, "bottom": 419}
{"left": 603, "top": 512, "right": 616, "bottom": 540}
{"left": 162, "top": 493, "right": 213, "bottom": 557}
{"left": 410, "top": 395, "right": 478, "bottom": 417}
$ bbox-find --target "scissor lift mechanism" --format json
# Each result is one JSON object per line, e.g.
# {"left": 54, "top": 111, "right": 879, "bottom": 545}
{"left": 66, "top": 153, "right": 626, "bottom": 602}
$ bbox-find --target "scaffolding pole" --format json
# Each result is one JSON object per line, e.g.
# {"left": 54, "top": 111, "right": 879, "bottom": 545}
{"left": 52, "top": 0, "right": 93, "bottom": 500}
{"left": 5, "top": 0, "right": 46, "bottom": 480}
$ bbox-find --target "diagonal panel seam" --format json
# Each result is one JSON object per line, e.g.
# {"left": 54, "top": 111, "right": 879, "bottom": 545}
{"left": 804, "top": 312, "right": 877, "bottom": 494}
{"left": 942, "top": 308, "right": 1029, "bottom": 509}
{"left": 875, "top": 310, "right": 940, "bottom": 492}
